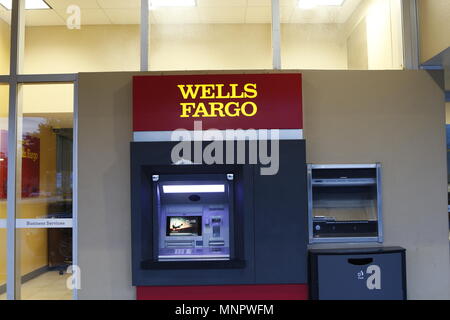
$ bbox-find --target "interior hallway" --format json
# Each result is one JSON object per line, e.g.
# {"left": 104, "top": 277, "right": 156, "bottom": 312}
{"left": 0, "top": 271, "right": 72, "bottom": 300}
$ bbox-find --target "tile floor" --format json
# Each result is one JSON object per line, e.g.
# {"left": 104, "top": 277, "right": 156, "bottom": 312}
{"left": 0, "top": 271, "right": 72, "bottom": 300}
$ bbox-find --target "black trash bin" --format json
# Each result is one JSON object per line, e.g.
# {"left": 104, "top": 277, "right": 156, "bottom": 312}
{"left": 309, "top": 247, "right": 406, "bottom": 300}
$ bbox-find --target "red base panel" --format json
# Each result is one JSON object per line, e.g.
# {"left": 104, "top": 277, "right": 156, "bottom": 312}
{"left": 137, "top": 284, "right": 309, "bottom": 300}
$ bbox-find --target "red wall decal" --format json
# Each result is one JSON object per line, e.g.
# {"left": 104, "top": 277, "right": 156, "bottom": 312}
{"left": 0, "top": 131, "right": 40, "bottom": 199}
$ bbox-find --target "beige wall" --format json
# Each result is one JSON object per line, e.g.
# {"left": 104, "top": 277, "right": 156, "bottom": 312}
{"left": 23, "top": 23, "right": 349, "bottom": 72}
{"left": 0, "top": 18, "right": 9, "bottom": 75}
{"left": 150, "top": 23, "right": 350, "bottom": 71}
{"left": 21, "top": 8, "right": 403, "bottom": 76}
{"left": 22, "top": 84, "right": 73, "bottom": 114}
{"left": 78, "top": 70, "right": 449, "bottom": 300}
{"left": 78, "top": 73, "right": 135, "bottom": 300}
{"left": 347, "top": 19, "right": 368, "bottom": 70}
{"left": 281, "top": 24, "right": 348, "bottom": 70}
{"left": 150, "top": 24, "right": 272, "bottom": 71}
{"left": 303, "top": 70, "right": 449, "bottom": 300}
{"left": 419, "top": 0, "right": 450, "bottom": 63}
{"left": 24, "top": 25, "right": 140, "bottom": 74}
{"left": 345, "top": 0, "right": 403, "bottom": 70}
{"left": 149, "top": 1, "right": 403, "bottom": 71}
{"left": 23, "top": 23, "right": 346, "bottom": 72}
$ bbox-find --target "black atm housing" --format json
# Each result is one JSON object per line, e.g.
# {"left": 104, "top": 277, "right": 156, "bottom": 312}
{"left": 130, "top": 140, "right": 308, "bottom": 286}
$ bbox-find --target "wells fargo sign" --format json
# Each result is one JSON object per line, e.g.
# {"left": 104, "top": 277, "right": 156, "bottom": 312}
{"left": 177, "top": 83, "right": 258, "bottom": 118}
{"left": 133, "top": 74, "right": 303, "bottom": 132}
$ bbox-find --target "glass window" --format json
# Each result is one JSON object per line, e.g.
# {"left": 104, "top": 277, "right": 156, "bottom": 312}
{"left": 281, "top": 0, "right": 403, "bottom": 70}
{"left": 0, "top": 3, "right": 11, "bottom": 74}
{"left": 0, "top": 83, "right": 8, "bottom": 300}
{"left": 23, "top": 0, "right": 140, "bottom": 74}
{"left": 149, "top": 0, "right": 272, "bottom": 70}
{"left": 17, "top": 83, "right": 73, "bottom": 300}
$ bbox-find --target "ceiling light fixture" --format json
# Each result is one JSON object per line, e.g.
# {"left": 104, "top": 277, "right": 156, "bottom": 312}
{"left": 298, "top": 0, "right": 345, "bottom": 9}
{"left": 149, "top": 0, "right": 197, "bottom": 10}
{"left": 0, "top": 0, "right": 50, "bottom": 10}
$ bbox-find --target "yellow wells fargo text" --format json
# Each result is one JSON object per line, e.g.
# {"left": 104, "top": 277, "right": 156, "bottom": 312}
{"left": 177, "top": 83, "right": 258, "bottom": 118}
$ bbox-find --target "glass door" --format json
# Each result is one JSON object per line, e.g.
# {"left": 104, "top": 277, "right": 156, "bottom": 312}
{"left": 14, "top": 83, "right": 74, "bottom": 300}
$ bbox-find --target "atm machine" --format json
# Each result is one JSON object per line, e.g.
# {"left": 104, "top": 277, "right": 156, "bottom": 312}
{"left": 154, "top": 173, "right": 233, "bottom": 262}
{"left": 130, "top": 73, "right": 308, "bottom": 299}
{"left": 130, "top": 139, "right": 308, "bottom": 292}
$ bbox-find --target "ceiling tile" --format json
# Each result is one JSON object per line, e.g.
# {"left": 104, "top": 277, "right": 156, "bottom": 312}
{"left": 25, "top": 10, "right": 65, "bottom": 26}
{"left": 45, "top": 0, "right": 100, "bottom": 10}
{"left": 197, "top": 0, "right": 247, "bottom": 7}
{"left": 290, "top": 8, "right": 338, "bottom": 23}
{"left": 289, "top": 0, "right": 362, "bottom": 24}
{"left": 338, "top": 0, "right": 363, "bottom": 23}
{"left": 3, "top": 0, "right": 363, "bottom": 26}
{"left": 0, "top": 9, "right": 10, "bottom": 25}
{"left": 103, "top": 8, "right": 140, "bottom": 24}
{"left": 77, "top": 9, "right": 112, "bottom": 25}
{"left": 97, "top": 0, "right": 140, "bottom": 9}
{"left": 152, "top": 7, "right": 200, "bottom": 24}
{"left": 199, "top": 7, "right": 246, "bottom": 23}
{"left": 51, "top": 6, "right": 112, "bottom": 26}
{"left": 246, "top": 6, "right": 271, "bottom": 23}
{"left": 0, "top": 5, "right": 10, "bottom": 24}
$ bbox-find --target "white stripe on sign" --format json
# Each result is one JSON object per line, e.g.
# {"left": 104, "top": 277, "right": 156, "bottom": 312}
{"left": 133, "top": 129, "right": 304, "bottom": 142}
{"left": 0, "top": 219, "right": 5, "bottom": 228}
{"left": 16, "top": 219, "right": 73, "bottom": 229}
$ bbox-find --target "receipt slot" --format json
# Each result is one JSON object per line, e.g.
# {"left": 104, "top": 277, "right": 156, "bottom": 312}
{"left": 154, "top": 173, "right": 233, "bottom": 262}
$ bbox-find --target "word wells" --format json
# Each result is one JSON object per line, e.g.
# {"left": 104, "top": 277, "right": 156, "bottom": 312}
{"left": 177, "top": 83, "right": 259, "bottom": 118}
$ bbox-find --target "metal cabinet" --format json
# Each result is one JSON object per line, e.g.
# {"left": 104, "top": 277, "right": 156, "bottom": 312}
{"left": 308, "top": 164, "right": 383, "bottom": 243}
{"left": 309, "top": 247, "right": 406, "bottom": 300}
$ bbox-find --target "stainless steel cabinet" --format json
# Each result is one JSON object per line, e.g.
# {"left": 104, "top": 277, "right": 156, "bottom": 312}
{"left": 308, "top": 164, "right": 383, "bottom": 243}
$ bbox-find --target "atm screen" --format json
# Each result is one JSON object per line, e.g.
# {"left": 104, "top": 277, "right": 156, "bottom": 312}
{"left": 166, "top": 216, "right": 202, "bottom": 236}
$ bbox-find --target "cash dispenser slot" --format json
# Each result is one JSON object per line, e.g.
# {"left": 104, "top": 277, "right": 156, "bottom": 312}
{"left": 166, "top": 240, "right": 195, "bottom": 248}
{"left": 209, "top": 240, "right": 225, "bottom": 247}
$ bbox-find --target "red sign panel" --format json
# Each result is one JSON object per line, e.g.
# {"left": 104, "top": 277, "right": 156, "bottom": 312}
{"left": 133, "top": 74, "right": 303, "bottom": 132}
{"left": 137, "top": 284, "right": 308, "bottom": 300}
{"left": 0, "top": 131, "right": 40, "bottom": 199}
{"left": 21, "top": 135, "right": 40, "bottom": 198}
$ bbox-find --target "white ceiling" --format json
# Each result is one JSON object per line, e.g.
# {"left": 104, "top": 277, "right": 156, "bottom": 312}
{"left": 0, "top": 0, "right": 363, "bottom": 26}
